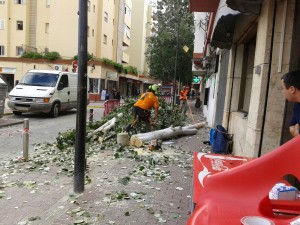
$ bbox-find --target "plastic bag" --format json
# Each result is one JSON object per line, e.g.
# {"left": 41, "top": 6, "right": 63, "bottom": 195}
{"left": 212, "top": 125, "right": 233, "bottom": 154}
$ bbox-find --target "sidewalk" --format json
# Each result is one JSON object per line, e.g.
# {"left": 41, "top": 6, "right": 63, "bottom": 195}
{"left": 0, "top": 99, "right": 210, "bottom": 225}
{"left": 0, "top": 98, "right": 23, "bottom": 128}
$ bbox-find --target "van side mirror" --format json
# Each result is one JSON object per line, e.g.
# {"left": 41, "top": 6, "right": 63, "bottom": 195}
{"left": 57, "top": 82, "right": 64, "bottom": 90}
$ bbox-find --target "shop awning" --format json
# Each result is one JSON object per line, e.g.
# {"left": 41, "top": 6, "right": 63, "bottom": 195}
{"left": 210, "top": 1, "right": 240, "bottom": 49}
{"left": 119, "top": 73, "right": 140, "bottom": 81}
{"left": 226, "top": 0, "right": 264, "bottom": 15}
{"left": 189, "top": 0, "right": 220, "bottom": 12}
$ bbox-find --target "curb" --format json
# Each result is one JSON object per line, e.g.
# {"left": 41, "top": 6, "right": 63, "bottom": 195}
{"left": 0, "top": 118, "right": 23, "bottom": 128}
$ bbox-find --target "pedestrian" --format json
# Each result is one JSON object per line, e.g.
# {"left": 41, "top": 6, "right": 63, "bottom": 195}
{"left": 125, "top": 84, "right": 159, "bottom": 132}
{"left": 195, "top": 92, "right": 201, "bottom": 108}
{"left": 105, "top": 92, "right": 110, "bottom": 101}
{"left": 116, "top": 90, "right": 121, "bottom": 100}
{"left": 192, "top": 90, "right": 195, "bottom": 99}
{"left": 281, "top": 70, "right": 300, "bottom": 137}
{"left": 179, "top": 86, "right": 188, "bottom": 114}
{"left": 101, "top": 89, "right": 106, "bottom": 101}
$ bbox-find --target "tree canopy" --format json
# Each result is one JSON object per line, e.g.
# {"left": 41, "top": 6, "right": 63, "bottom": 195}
{"left": 145, "top": 0, "right": 194, "bottom": 85}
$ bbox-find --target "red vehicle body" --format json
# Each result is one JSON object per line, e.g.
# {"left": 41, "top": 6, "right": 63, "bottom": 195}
{"left": 187, "top": 136, "right": 300, "bottom": 225}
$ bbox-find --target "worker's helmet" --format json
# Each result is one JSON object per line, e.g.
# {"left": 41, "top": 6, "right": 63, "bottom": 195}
{"left": 149, "top": 84, "right": 159, "bottom": 95}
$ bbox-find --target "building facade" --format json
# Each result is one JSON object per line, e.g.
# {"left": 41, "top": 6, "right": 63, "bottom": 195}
{"left": 0, "top": 0, "right": 155, "bottom": 99}
{"left": 190, "top": 0, "right": 299, "bottom": 157}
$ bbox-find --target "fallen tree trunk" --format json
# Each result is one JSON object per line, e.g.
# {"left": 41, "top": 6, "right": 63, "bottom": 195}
{"left": 130, "top": 122, "right": 206, "bottom": 147}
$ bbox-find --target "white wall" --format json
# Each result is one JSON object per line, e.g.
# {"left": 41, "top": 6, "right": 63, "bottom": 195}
{"left": 206, "top": 75, "right": 216, "bottom": 127}
{"left": 193, "top": 12, "right": 206, "bottom": 53}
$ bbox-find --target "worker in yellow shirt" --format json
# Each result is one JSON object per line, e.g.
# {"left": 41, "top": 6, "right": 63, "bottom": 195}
{"left": 180, "top": 86, "right": 188, "bottom": 114}
{"left": 125, "top": 84, "right": 159, "bottom": 132}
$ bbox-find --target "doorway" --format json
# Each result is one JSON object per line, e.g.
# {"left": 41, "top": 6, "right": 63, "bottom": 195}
{"left": 0, "top": 73, "right": 14, "bottom": 93}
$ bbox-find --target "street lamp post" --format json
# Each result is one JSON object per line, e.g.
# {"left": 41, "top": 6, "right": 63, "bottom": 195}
{"left": 172, "top": 20, "right": 179, "bottom": 106}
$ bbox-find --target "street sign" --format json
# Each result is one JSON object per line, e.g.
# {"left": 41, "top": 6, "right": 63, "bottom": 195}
{"left": 72, "top": 60, "right": 78, "bottom": 69}
{"left": 183, "top": 45, "right": 189, "bottom": 52}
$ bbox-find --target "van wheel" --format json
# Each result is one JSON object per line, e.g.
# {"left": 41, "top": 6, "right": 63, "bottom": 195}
{"left": 50, "top": 102, "right": 60, "bottom": 118}
{"left": 13, "top": 111, "right": 22, "bottom": 116}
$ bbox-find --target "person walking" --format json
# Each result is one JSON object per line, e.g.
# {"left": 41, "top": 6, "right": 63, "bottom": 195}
{"left": 179, "top": 86, "right": 188, "bottom": 114}
{"left": 281, "top": 70, "right": 300, "bottom": 137}
{"left": 125, "top": 84, "right": 159, "bottom": 132}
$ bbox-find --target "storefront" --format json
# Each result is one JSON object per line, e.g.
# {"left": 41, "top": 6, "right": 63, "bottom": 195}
{"left": 0, "top": 67, "right": 17, "bottom": 93}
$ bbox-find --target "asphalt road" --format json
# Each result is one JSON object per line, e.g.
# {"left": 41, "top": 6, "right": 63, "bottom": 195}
{"left": 0, "top": 107, "right": 104, "bottom": 161}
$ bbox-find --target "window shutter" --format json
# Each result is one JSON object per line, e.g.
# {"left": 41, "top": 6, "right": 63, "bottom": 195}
{"left": 0, "top": 19, "right": 5, "bottom": 30}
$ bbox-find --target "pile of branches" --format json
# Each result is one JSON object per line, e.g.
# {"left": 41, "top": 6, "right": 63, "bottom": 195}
{"left": 56, "top": 98, "right": 186, "bottom": 150}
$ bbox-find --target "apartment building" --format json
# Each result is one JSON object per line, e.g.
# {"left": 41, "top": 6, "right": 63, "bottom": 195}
{"left": 121, "top": 0, "right": 154, "bottom": 95}
{"left": 0, "top": 0, "right": 154, "bottom": 98}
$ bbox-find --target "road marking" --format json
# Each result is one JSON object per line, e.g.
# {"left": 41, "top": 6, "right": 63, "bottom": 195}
{"left": 88, "top": 105, "right": 104, "bottom": 108}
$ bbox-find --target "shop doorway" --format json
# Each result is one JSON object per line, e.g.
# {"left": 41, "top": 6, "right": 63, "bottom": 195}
{"left": 0, "top": 73, "right": 14, "bottom": 93}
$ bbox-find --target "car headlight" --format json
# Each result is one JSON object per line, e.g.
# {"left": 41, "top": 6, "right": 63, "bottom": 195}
{"left": 36, "top": 98, "right": 50, "bottom": 103}
{"left": 8, "top": 96, "right": 16, "bottom": 101}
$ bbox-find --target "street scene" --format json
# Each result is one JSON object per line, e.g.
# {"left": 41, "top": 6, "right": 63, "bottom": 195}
{"left": 1, "top": 0, "right": 300, "bottom": 224}
{"left": 0, "top": 98, "right": 210, "bottom": 225}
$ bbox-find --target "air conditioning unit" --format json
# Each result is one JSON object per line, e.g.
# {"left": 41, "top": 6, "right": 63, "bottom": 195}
{"left": 54, "top": 64, "right": 63, "bottom": 71}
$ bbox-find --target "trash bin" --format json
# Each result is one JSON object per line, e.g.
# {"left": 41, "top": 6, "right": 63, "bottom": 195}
{"left": 0, "top": 77, "right": 8, "bottom": 118}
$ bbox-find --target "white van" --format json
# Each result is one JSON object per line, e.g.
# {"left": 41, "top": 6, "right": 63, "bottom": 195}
{"left": 8, "top": 70, "right": 89, "bottom": 117}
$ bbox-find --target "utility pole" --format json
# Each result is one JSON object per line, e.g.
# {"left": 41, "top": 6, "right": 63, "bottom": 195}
{"left": 74, "top": 0, "right": 88, "bottom": 193}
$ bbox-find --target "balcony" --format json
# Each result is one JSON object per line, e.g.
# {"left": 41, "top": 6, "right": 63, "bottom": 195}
{"left": 122, "top": 52, "right": 129, "bottom": 64}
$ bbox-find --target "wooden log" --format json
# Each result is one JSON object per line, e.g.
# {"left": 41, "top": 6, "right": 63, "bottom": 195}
{"left": 130, "top": 122, "right": 206, "bottom": 147}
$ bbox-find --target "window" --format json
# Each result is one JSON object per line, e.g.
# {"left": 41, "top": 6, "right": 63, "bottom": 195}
{"left": 92, "top": 29, "right": 94, "bottom": 37}
{"left": 17, "top": 21, "right": 23, "bottom": 30}
{"left": 124, "top": 25, "right": 130, "bottom": 39}
{"left": 103, "top": 35, "right": 107, "bottom": 44}
{"left": 93, "top": 5, "right": 95, "bottom": 12}
{"left": 89, "top": 78, "right": 99, "bottom": 93}
{"left": 0, "top": 46, "right": 4, "bottom": 55}
{"left": 59, "top": 75, "right": 69, "bottom": 88}
{"left": 87, "top": 1, "right": 90, "bottom": 11}
{"left": 46, "top": 0, "right": 50, "bottom": 7}
{"left": 16, "top": 46, "right": 23, "bottom": 56}
{"left": 104, "top": 12, "right": 108, "bottom": 22}
{"left": 0, "top": 1, "right": 5, "bottom": 4}
{"left": 125, "top": 4, "right": 131, "bottom": 18}
{"left": 87, "top": 26, "right": 90, "bottom": 37}
{"left": 238, "top": 37, "right": 256, "bottom": 113}
{"left": 45, "top": 23, "right": 49, "bottom": 33}
{"left": 0, "top": 19, "right": 4, "bottom": 30}
{"left": 15, "top": 0, "right": 26, "bottom": 4}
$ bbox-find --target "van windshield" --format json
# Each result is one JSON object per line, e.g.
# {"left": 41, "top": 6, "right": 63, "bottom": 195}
{"left": 18, "top": 72, "right": 59, "bottom": 87}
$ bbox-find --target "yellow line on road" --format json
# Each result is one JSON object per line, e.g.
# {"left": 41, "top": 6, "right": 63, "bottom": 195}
{"left": 88, "top": 105, "right": 104, "bottom": 108}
